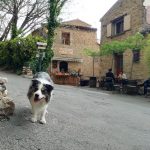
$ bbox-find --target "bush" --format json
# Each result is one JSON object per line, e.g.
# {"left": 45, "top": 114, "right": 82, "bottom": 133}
{"left": 0, "top": 35, "right": 46, "bottom": 73}
{"left": 144, "top": 34, "right": 150, "bottom": 74}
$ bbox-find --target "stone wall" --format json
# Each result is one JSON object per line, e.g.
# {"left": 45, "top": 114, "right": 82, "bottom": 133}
{"left": 100, "top": 0, "right": 150, "bottom": 79}
{"left": 53, "top": 21, "right": 100, "bottom": 78}
{"left": 32, "top": 20, "right": 100, "bottom": 78}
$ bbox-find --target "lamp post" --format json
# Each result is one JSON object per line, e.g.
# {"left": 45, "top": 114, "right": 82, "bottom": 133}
{"left": 36, "top": 42, "right": 47, "bottom": 72}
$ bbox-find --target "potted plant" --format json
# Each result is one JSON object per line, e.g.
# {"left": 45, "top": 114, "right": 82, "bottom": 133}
{"left": 84, "top": 48, "right": 100, "bottom": 87}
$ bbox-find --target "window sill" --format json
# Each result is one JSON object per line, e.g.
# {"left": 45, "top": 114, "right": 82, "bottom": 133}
{"left": 111, "top": 31, "right": 125, "bottom": 38}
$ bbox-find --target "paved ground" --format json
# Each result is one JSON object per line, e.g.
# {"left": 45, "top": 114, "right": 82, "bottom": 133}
{"left": 0, "top": 71, "right": 150, "bottom": 150}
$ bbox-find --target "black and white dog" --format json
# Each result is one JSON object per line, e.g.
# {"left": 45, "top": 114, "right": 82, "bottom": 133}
{"left": 27, "top": 72, "right": 54, "bottom": 124}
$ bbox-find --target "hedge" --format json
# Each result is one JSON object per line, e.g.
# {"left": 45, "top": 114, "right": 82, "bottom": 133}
{"left": 0, "top": 35, "right": 46, "bottom": 73}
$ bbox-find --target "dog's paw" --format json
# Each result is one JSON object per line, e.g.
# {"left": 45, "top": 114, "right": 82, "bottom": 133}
{"left": 46, "top": 110, "right": 48, "bottom": 114}
{"left": 39, "top": 119, "right": 46, "bottom": 124}
{"left": 31, "top": 117, "right": 37, "bottom": 123}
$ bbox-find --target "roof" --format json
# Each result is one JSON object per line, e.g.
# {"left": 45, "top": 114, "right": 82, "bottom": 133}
{"left": 100, "top": 0, "right": 123, "bottom": 21}
{"left": 40, "top": 19, "right": 97, "bottom": 33}
{"left": 62, "top": 19, "right": 91, "bottom": 27}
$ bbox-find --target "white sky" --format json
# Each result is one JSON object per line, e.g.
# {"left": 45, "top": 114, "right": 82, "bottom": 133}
{"left": 61, "top": 0, "right": 118, "bottom": 39}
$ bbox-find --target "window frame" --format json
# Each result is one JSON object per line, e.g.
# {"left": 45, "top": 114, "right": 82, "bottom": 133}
{"left": 133, "top": 51, "right": 140, "bottom": 63}
{"left": 61, "top": 32, "right": 70, "bottom": 45}
{"left": 112, "top": 16, "right": 124, "bottom": 36}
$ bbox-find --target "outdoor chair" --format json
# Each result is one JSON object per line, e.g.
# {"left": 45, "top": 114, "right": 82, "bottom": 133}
{"left": 146, "top": 87, "right": 150, "bottom": 97}
{"left": 113, "top": 83, "right": 122, "bottom": 93}
{"left": 125, "top": 80, "right": 139, "bottom": 95}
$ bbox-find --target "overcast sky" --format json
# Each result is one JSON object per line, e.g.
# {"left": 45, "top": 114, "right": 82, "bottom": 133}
{"left": 61, "top": 0, "right": 118, "bottom": 39}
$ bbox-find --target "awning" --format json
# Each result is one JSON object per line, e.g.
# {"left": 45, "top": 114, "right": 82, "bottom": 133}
{"left": 52, "top": 57, "right": 83, "bottom": 63}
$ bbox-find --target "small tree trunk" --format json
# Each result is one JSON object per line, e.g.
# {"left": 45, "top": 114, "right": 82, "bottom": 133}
{"left": 111, "top": 55, "right": 114, "bottom": 69}
{"left": 11, "top": 4, "right": 18, "bottom": 39}
{"left": 92, "top": 57, "right": 95, "bottom": 76}
{"left": 130, "top": 59, "right": 134, "bottom": 79}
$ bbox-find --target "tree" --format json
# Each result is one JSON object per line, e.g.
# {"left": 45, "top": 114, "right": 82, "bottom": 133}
{"left": 125, "top": 32, "right": 145, "bottom": 79}
{"left": 144, "top": 34, "right": 150, "bottom": 74}
{"left": 100, "top": 40, "right": 127, "bottom": 68}
{"left": 45, "top": 0, "right": 68, "bottom": 71}
{"left": 84, "top": 48, "right": 100, "bottom": 77}
{"left": 0, "top": 0, "right": 48, "bottom": 41}
{"left": 100, "top": 32, "right": 145, "bottom": 79}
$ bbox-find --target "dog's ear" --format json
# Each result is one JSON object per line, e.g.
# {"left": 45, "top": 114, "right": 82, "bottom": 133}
{"left": 31, "top": 79, "right": 39, "bottom": 86}
{"left": 45, "top": 84, "right": 54, "bottom": 93}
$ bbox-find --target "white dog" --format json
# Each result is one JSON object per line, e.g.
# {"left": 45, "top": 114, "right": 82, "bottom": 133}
{"left": 27, "top": 72, "right": 54, "bottom": 124}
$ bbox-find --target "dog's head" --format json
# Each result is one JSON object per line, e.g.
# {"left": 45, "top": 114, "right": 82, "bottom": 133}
{"left": 29, "top": 79, "right": 54, "bottom": 103}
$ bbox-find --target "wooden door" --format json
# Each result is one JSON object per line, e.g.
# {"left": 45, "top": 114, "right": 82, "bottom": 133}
{"left": 114, "top": 54, "right": 123, "bottom": 76}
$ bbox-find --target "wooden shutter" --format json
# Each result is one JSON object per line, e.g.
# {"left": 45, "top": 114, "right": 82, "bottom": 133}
{"left": 124, "top": 15, "right": 131, "bottom": 31}
{"left": 107, "top": 23, "right": 112, "bottom": 37}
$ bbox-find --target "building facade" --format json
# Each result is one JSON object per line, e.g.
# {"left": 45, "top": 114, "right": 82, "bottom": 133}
{"left": 32, "top": 19, "right": 100, "bottom": 78}
{"left": 100, "top": 0, "right": 150, "bottom": 79}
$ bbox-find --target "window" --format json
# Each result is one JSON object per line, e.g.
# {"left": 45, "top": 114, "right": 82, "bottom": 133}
{"left": 133, "top": 51, "right": 140, "bottom": 62}
{"left": 106, "top": 15, "right": 131, "bottom": 37}
{"left": 112, "top": 17, "right": 124, "bottom": 35}
{"left": 61, "top": 32, "right": 70, "bottom": 45}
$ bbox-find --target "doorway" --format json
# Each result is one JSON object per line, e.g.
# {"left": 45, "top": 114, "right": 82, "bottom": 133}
{"left": 59, "top": 61, "right": 68, "bottom": 72}
{"left": 114, "top": 53, "right": 123, "bottom": 76}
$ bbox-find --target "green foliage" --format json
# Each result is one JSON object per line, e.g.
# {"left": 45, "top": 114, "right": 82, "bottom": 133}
{"left": 125, "top": 32, "right": 145, "bottom": 51}
{"left": 100, "top": 32, "right": 145, "bottom": 56}
{"left": 101, "top": 40, "right": 127, "bottom": 56}
{"left": 0, "top": 35, "right": 45, "bottom": 73}
{"left": 83, "top": 48, "right": 100, "bottom": 76}
{"left": 84, "top": 48, "right": 100, "bottom": 57}
{"left": 11, "top": 23, "right": 18, "bottom": 39}
{"left": 46, "top": 0, "right": 68, "bottom": 69}
{"left": 144, "top": 34, "right": 150, "bottom": 74}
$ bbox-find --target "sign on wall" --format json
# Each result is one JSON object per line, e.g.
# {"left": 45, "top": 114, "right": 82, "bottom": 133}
{"left": 58, "top": 48, "right": 73, "bottom": 55}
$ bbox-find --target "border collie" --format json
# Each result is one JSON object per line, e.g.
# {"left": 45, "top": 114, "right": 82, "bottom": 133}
{"left": 27, "top": 72, "right": 54, "bottom": 124}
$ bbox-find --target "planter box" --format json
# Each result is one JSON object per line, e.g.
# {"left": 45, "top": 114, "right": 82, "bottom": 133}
{"left": 53, "top": 74, "right": 79, "bottom": 86}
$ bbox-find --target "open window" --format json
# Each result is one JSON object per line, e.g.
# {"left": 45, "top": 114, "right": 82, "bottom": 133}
{"left": 61, "top": 32, "right": 70, "bottom": 45}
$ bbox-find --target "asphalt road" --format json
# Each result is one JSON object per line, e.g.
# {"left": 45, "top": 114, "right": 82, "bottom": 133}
{"left": 0, "top": 71, "right": 150, "bottom": 150}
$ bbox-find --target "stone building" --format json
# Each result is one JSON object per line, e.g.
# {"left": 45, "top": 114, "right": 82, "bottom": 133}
{"left": 32, "top": 19, "right": 100, "bottom": 78}
{"left": 100, "top": 0, "right": 150, "bottom": 79}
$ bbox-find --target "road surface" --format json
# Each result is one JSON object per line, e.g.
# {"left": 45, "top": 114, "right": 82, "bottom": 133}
{"left": 0, "top": 71, "right": 150, "bottom": 150}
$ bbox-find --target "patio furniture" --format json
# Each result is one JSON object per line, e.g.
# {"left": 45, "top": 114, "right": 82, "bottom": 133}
{"left": 113, "top": 83, "right": 122, "bottom": 93}
{"left": 80, "top": 80, "right": 89, "bottom": 86}
{"left": 89, "top": 77, "right": 97, "bottom": 88}
{"left": 125, "top": 80, "right": 139, "bottom": 95}
{"left": 146, "top": 87, "right": 150, "bottom": 96}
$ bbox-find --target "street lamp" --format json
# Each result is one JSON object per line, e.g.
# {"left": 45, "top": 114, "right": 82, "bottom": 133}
{"left": 36, "top": 42, "right": 47, "bottom": 72}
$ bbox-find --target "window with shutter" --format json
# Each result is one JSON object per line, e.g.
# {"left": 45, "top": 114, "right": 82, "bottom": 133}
{"left": 124, "top": 15, "right": 131, "bottom": 31}
{"left": 146, "top": 6, "right": 150, "bottom": 24}
{"left": 107, "top": 23, "right": 112, "bottom": 37}
{"left": 112, "top": 16, "right": 124, "bottom": 36}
